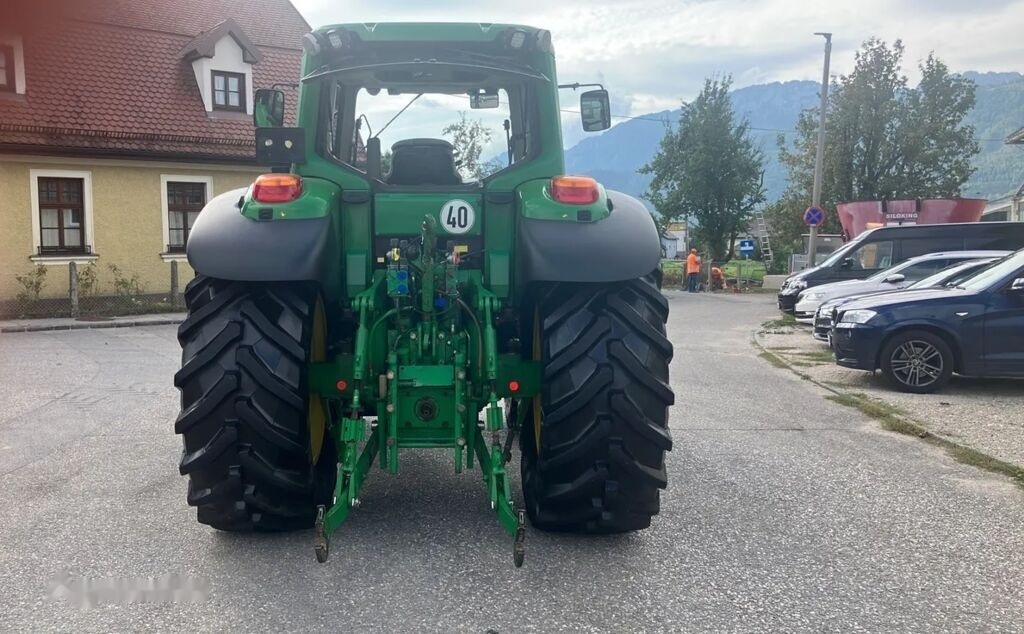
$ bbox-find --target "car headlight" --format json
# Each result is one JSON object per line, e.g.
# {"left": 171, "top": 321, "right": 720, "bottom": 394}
{"left": 839, "top": 309, "right": 877, "bottom": 325}
{"left": 785, "top": 279, "right": 807, "bottom": 293}
{"left": 802, "top": 291, "right": 824, "bottom": 301}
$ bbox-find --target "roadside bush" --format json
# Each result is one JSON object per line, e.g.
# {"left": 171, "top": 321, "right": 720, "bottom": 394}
{"left": 14, "top": 265, "right": 48, "bottom": 316}
{"left": 76, "top": 262, "right": 99, "bottom": 297}
{"left": 108, "top": 263, "right": 145, "bottom": 305}
{"left": 660, "top": 260, "right": 684, "bottom": 286}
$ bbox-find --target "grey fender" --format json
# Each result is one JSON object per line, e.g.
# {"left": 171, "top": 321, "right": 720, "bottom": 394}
{"left": 517, "top": 189, "right": 661, "bottom": 284}
{"left": 186, "top": 188, "right": 335, "bottom": 283}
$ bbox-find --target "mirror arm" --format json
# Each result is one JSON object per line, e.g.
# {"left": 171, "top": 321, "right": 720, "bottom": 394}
{"left": 557, "top": 82, "right": 605, "bottom": 91}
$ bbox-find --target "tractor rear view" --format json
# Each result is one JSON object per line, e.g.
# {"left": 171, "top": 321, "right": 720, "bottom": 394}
{"left": 175, "top": 22, "right": 673, "bottom": 566}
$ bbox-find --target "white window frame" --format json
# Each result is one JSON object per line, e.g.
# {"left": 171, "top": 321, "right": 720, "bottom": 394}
{"left": 29, "top": 169, "right": 97, "bottom": 265}
{"left": 160, "top": 174, "right": 212, "bottom": 261}
{"left": 0, "top": 33, "right": 26, "bottom": 95}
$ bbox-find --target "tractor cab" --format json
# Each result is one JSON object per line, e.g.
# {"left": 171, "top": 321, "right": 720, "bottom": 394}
{"left": 253, "top": 23, "right": 611, "bottom": 188}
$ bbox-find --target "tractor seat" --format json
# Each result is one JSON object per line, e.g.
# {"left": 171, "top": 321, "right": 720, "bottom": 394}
{"left": 386, "top": 138, "right": 462, "bottom": 186}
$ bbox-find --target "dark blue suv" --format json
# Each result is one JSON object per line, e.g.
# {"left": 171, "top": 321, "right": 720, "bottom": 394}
{"left": 832, "top": 250, "right": 1024, "bottom": 393}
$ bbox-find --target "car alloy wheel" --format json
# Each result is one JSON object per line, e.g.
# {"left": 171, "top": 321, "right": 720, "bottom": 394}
{"left": 889, "top": 339, "right": 944, "bottom": 388}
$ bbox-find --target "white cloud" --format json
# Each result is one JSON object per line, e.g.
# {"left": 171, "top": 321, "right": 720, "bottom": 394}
{"left": 291, "top": 0, "right": 1024, "bottom": 137}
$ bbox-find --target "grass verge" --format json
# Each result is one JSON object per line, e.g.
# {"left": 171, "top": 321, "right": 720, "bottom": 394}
{"left": 753, "top": 331, "right": 1024, "bottom": 490}
{"left": 826, "top": 392, "right": 1024, "bottom": 489}
{"left": 758, "top": 351, "right": 789, "bottom": 369}
{"left": 761, "top": 314, "right": 797, "bottom": 331}
{"left": 795, "top": 349, "right": 836, "bottom": 364}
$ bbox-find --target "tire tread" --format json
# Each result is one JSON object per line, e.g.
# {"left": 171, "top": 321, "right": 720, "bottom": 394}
{"left": 522, "top": 276, "right": 673, "bottom": 533}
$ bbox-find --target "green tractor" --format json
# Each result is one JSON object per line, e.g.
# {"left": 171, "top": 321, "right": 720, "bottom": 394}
{"left": 175, "top": 23, "right": 673, "bottom": 566}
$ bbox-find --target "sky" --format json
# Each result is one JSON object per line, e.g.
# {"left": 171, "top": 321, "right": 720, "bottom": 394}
{"left": 290, "top": 0, "right": 1024, "bottom": 151}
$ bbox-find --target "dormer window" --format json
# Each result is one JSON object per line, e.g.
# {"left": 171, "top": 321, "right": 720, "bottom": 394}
{"left": 212, "top": 71, "right": 245, "bottom": 111}
{"left": 0, "top": 33, "right": 25, "bottom": 95}
{"left": 179, "top": 19, "right": 262, "bottom": 117}
{"left": 0, "top": 45, "right": 14, "bottom": 92}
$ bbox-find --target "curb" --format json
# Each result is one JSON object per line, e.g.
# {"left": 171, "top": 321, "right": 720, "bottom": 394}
{"left": 752, "top": 328, "right": 1024, "bottom": 489}
{"left": 1, "top": 317, "right": 183, "bottom": 333}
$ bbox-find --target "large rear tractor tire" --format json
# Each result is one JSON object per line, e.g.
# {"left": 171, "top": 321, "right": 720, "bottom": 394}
{"left": 521, "top": 277, "right": 674, "bottom": 533}
{"left": 174, "top": 275, "right": 336, "bottom": 532}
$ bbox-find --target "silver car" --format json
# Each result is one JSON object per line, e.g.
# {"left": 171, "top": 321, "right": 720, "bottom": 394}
{"left": 793, "top": 250, "right": 1009, "bottom": 322}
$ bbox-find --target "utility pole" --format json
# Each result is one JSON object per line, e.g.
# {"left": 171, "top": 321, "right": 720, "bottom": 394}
{"left": 808, "top": 32, "right": 832, "bottom": 266}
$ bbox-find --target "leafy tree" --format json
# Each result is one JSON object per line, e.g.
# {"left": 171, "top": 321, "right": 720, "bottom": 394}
{"left": 443, "top": 112, "right": 503, "bottom": 181}
{"left": 770, "top": 39, "right": 978, "bottom": 250}
{"left": 640, "top": 77, "right": 765, "bottom": 260}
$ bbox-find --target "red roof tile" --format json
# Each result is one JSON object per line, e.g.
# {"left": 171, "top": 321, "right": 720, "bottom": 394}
{"left": 0, "top": 0, "right": 308, "bottom": 162}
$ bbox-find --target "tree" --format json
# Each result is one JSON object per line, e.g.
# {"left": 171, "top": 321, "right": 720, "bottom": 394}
{"left": 442, "top": 112, "right": 503, "bottom": 181}
{"left": 640, "top": 77, "right": 765, "bottom": 260}
{"left": 770, "top": 39, "right": 978, "bottom": 252}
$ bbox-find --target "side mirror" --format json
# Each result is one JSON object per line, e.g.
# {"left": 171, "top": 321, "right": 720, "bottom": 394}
{"left": 254, "top": 89, "right": 285, "bottom": 127}
{"left": 580, "top": 89, "right": 611, "bottom": 132}
{"left": 469, "top": 90, "right": 499, "bottom": 109}
{"left": 839, "top": 257, "right": 855, "bottom": 270}
{"left": 1011, "top": 278, "right": 1024, "bottom": 291}
{"left": 883, "top": 273, "right": 905, "bottom": 284}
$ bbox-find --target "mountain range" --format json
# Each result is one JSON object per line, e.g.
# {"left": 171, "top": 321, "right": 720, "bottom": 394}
{"left": 564, "top": 71, "right": 1024, "bottom": 206}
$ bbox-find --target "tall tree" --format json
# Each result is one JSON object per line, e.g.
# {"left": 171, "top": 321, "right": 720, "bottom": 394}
{"left": 443, "top": 112, "right": 503, "bottom": 181}
{"left": 770, "top": 39, "right": 978, "bottom": 253}
{"left": 640, "top": 77, "right": 765, "bottom": 260}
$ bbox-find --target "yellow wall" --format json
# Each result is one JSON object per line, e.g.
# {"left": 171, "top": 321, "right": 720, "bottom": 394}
{"left": 0, "top": 156, "right": 259, "bottom": 302}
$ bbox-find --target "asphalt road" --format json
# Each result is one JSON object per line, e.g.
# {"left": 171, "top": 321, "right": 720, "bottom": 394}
{"left": 2, "top": 291, "right": 1023, "bottom": 632}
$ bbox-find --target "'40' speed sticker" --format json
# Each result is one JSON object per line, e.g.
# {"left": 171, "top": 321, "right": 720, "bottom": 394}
{"left": 440, "top": 199, "right": 476, "bottom": 234}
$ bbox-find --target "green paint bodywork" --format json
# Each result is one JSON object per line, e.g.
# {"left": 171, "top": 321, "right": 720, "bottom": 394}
{"left": 244, "top": 23, "right": 603, "bottom": 565}
{"left": 374, "top": 193, "right": 484, "bottom": 237}
{"left": 517, "top": 178, "right": 610, "bottom": 221}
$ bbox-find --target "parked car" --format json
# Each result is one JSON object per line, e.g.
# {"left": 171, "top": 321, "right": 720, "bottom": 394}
{"left": 831, "top": 249, "right": 1024, "bottom": 393}
{"left": 811, "top": 256, "right": 1006, "bottom": 342}
{"left": 777, "top": 221, "right": 1024, "bottom": 313}
{"left": 793, "top": 250, "right": 1007, "bottom": 321}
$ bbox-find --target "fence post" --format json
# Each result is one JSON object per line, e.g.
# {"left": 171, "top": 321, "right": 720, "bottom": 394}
{"left": 69, "top": 261, "right": 80, "bottom": 319}
{"left": 170, "top": 260, "right": 180, "bottom": 310}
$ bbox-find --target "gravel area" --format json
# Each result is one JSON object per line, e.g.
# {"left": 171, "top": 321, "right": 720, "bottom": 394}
{"left": 758, "top": 323, "right": 1024, "bottom": 468}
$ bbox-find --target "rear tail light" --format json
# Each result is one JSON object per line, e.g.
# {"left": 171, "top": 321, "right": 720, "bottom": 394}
{"left": 550, "top": 176, "right": 599, "bottom": 205}
{"left": 253, "top": 174, "right": 302, "bottom": 203}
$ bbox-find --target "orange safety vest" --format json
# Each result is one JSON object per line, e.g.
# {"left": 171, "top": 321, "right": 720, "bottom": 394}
{"left": 686, "top": 253, "right": 701, "bottom": 274}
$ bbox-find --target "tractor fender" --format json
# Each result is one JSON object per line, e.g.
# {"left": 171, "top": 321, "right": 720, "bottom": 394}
{"left": 186, "top": 188, "right": 335, "bottom": 282}
{"left": 517, "top": 190, "right": 661, "bottom": 284}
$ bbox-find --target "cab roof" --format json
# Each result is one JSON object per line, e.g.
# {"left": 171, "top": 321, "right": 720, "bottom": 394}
{"left": 314, "top": 23, "right": 545, "bottom": 43}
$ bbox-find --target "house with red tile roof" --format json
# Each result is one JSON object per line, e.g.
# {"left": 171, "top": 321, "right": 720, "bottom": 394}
{"left": 0, "top": 0, "right": 310, "bottom": 314}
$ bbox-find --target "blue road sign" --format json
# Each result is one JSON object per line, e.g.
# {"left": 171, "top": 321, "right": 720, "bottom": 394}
{"left": 739, "top": 239, "right": 755, "bottom": 254}
{"left": 804, "top": 206, "right": 825, "bottom": 226}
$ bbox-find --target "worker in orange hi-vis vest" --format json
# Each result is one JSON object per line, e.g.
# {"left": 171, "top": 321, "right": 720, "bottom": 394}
{"left": 710, "top": 266, "right": 725, "bottom": 291}
{"left": 685, "top": 248, "right": 702, "bottom": 293}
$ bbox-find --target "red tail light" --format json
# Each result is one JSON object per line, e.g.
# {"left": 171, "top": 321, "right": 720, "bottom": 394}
{"left": 253, "top": 174, "right": 302, "bottom": 203}
{"left": 550, "top": 176, "right": 599, "bottom": 205}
